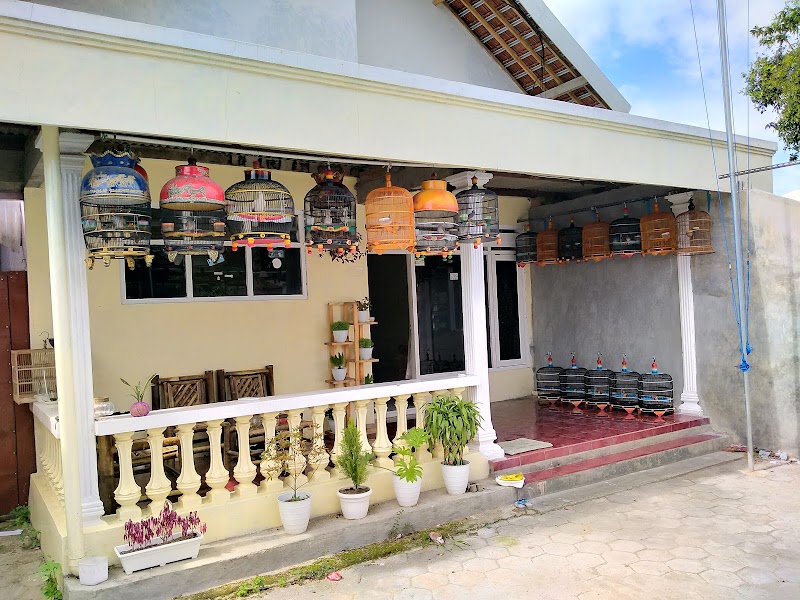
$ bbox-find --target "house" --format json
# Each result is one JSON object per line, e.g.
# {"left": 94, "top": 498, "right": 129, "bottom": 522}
{"left": 0, "top": 0, "right": 797, "bottom": 594}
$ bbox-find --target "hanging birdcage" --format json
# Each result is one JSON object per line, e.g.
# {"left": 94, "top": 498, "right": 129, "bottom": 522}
{"left": 585, "top": 354, "right": 613, "bottom": 406}
{"left": 304, "top": 169, "right": 358, "bottom": 257}
{"left": 535, "top": 353, "right": 563, "bottom": 403}
{"left": 159, "top": 158, "right": 226, "bottom": 265}
{"left": 225, "top": 162, "right": 297, "bottom": 251}
{"left": 365, "top": 172, "right": 415, "bottom": 254}
{"left": 676, "top": 198, "right": 714, "bottom": 255}
{"left": 455, "top": 176, "right": 500, "bottom": 248}
{"left": 559, "top": 354, "right": 587, "bottom": 403}
{"left": 536, "top": 218, "right": 558, "bottom": 266}
{"left": 558, "top": 219, "right": 583, "bottom": 263}
{"left": 610, "top": 354, "right": 639, "bottom": 410}
{"left": 609, "top": 205, "right": 642, "bottom": 256}
{"left": 413, "top": 177, "right": 459, "bottom": 259}
{"left": 80, "top": 143, "right": 153, "bottom": 270}
{"left": 516, "top": 229, "right": 537, "bottom": 267}
{"left": 638, "top": 357, "right": 674, "bottom": 412}
{"left": 641, "top": 200, "right": 677, "bottom": 256}
{"left": 582, "top": 212, "right": 611, "bottom": 262}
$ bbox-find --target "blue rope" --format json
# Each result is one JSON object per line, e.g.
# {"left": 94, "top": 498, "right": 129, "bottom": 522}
{"left": 744, "top": 0, "right": 753, "bottom": 356}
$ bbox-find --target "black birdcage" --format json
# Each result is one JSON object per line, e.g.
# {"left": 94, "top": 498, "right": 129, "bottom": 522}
{"left": 455, "top": 176, "right": 500, "bottom": 247}
{"left": 535, "top": 353, "right": 563, "bottom": 403}
{"left": 304, "top": 169, "right": 358, "bottom": 257}
{"left": 610, "top": 355, "right": 639, "bottom": 409}
{"left": 609, "top": 206, "right": 642, "bottom": 256}
{"left": 160, "top": 209, "right": 227, "bottom": 264}
{"left": 516, "top": 230, "right": 537, "bottom": 266}
{"left": 558, "top": 219, "right": 583, "bottom": 262}
{"left": 638, "top": 357, "right": 674, "bottom": 412}
{"left": 560, "top": 355, "right": 587, "bottom": 403}
{"left": 585, "top": 354, "right": 613, "bottom": 407}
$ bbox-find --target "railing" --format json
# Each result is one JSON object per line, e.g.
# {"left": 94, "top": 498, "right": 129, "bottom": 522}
{"left": 32, "top": 403, "right": 64, "bottom": 506}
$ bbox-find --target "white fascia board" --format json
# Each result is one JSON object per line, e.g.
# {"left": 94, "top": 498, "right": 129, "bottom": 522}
{"left": 516, "top": 0, "right": 632, "bottom": 113}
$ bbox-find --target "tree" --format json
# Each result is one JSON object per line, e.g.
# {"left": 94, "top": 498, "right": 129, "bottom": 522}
{"left": 745, "top": 1, "right": 800, "bottom": 160}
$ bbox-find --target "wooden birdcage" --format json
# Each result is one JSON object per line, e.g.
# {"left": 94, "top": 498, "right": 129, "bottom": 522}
{"left": 365, "top": 173, "right": 415, "bottom": 253}
{"left": 609, "top": 206, "right": 642, "bottom": 256}
{"left": 558, "top": 219, "right": 583, "bottom": 263}
{"left": 516, "top": 229, "right": 537, "bottom": 266}
{"left": 304, "top": 169, "right": 358, "bottom": 257}
{"left": 676, "top": 198, "right": 714, "bottom": 255}
{"left": 455, "top": 176, "right": 500, "bottom": 248}
{"left": 413, "top": 178, "right": 459, "bottom": 258}
{"left": 582, "top": 212, "right": 611, "bottom": 262}
{"left": 640, "top": 200, "right": 677, "bottom": 255}
{"left": 536, "top": 218, "right": 558, "bottom": 266}
{"left": 11, "top": 348, "right": 57, "bottom": 404}
{"left": 225, "top": 162, "right": 297, "bottom": 251}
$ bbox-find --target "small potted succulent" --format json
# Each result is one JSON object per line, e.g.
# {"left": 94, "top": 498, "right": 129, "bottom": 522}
{"left": 356, "top": 297, "right": 372, "bottom": 323}
{"left": 391, "top": 427, "right": 427, "bottom": 507}
{"left": 336, "top": 420, "right": 374, "bottom": 519}
{"left": 424, "top": 393, "right": 482, "bottom": 495}
{"left": 330, "top": 353, "right": 347, "bottom": 382}
{"left": 121, "top": 373, "right": 156, "bottom": 417}
{"left": 359, "top": 338, "right": 374, "bottom": 360}
{"left": 261, "top": 423, "right": 327, "bottom": 534}
{"left": 331, "top": 320, "right": 350, "bottom": 343}
{"left": 364, "top": 374, "right": 374, "bottom": 385}
{"left": 115, "top": 501, "right": 206, "bottom": 574}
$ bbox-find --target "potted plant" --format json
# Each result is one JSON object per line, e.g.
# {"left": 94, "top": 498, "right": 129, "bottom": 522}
{"left": 364, "top": 374, "right": 374, "bottom": 385}
{"left": 336, "top": 420, "right": 374, "bottom": 519}
{"left": 261, "top": 423, "right": 327, "bottom": 534}
{"left": 356, "top": 297, "right": 372, "bottom": 323}
{"left": 391, "top": 427, "right": 426, "bottom": 507}
{"left": 330, "top": 353, "right": 347, "bottom": 382}
{"left": 331, "top": 320, "right": 350, "bottom": 343}
{"left": 359, "top": 338, "right": 374, "bottom": 360}
{"left": 115, "top": 501, "right": 206, "bottom": 574}
{"left": 121, "top": 373, "right": 156, "bottom": 417}
{"left": 424, "top": 393, "right": 482, "bottom": 496}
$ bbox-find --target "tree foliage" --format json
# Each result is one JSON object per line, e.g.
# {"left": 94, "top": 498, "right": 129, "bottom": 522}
{"left": 745, "top": 1, "right": 800, "bottom": 160}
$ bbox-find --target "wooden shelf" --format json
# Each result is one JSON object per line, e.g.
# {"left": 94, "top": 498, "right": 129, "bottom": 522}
{"left": 324, "top": 341, "right": 351, "bottom": 346}
{"left": 348, "top": 358, "right": 379, "bottom": 363}
{"left": 325, "top": 378, "right": 356, "bottom": 385}
{"left": 350, "top": 320, "right": 378, "bottom": 326}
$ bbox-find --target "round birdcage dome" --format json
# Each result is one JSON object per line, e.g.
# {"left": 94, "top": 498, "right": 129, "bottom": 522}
{"left": 159, "top": 157, "right": 225, "bottom": 211}
{"left": 413, "top": 178, "right": 458, "bottom": 258}
{"left": 304, "top": 169, "right": 358, "bottom": 256}
{"left": 455, "top": 176, "right": 500, "bottom": 247}
{"left": 365, "top": 172, "right": 415, "bottom": 254}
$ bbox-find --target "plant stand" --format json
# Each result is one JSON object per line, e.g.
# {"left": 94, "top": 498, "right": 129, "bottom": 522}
{"left": 325, "top": 302, "right": 378, "bottom": 388}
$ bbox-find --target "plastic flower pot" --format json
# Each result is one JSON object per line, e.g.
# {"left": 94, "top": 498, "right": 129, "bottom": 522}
{"left": 440, "top": 462, "right": 470, "bottom": 495}
{"left": 78, "top": 556, "right": 108, "bottom": 586}
{"left": 331, "top": 367, "right": 348, "bottom": 382}
{"left": 337, "top": 487, "right": 372, "bottom": 519}
{"left": 392, "top": 474, "right": 422, "bottom": 507}
{"left": 358, "top": 310, "right": 370, "bottom": 323}
{"left": 114, "top": 533, "right": 203, "bottom": 575}
{"left": 359, "top": 347, "right": 373, "bottom": 360}
{"left": 332, "top": 330, "right": 349, "bottom": 343}
{"left": 277, "top": 492, "right": 312, "bottom": 534}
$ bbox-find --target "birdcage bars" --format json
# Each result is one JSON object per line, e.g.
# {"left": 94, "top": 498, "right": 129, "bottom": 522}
{"left": 413, "top": 178, "right": 459, "bottom": 258}
{"left": 365, "top": 172, "right": 415, "bottom": 254}
{"left": 535, "top": 353, "right": 563, "bottom": 404}
{"left": 516, "top": 230, "right": 537, "bottom": 267}
{"left": 640, "top": 200, "right": 677, "bottom": 256}
{"left": 536, "top": 219, "right": 559, "bottom": 266}
{"left": 455, "top": 176, "right": 500, "bottom": 248}
{"left": 560, "top": 355, "right": 587, "bottom": 407}
{"left": 558, "top": 219, "right": 583, "bottom": 263}
{"left": 638, "top": 357, "right": 674, "bottom": 412}
{"left": 609, "top": 206, "right": 642, "bottom": 257}
{"left": 304, "top": 169, "right": 358, "bottom": 257}
{"left": 610, "top": 354, "right": 639, "bottom": 412}
{"left": 582, "top": 212, "right": 611, "bottom": 262}
{"left": 585, "top": 354, "right": 613, "bottom": 408}
{"left": 161, "top": 209, "right": 226, "bottom": 263}
{"left": 676, "top": 198, "right": 714, "bottom": 255}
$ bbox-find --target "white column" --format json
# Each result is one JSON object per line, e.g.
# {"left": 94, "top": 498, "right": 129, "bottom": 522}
{"left": 670, "top": 193, "right": 703, "bottom": 415}
{"left": 460, "top": 243, "right": 504, "bottom": 459}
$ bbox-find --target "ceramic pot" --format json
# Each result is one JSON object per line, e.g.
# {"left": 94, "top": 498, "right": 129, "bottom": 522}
{"left": 359, "top": 347, "right": 373, "bottom": 360}
{"left": 337, "top": 487, "right": 372, "bottom": 520}
{"left": 358, "top": 310, "right": 370, "bottom": 323}
{"left": 331, "top": 367, "right": 348, "bottom": 382}
{"left": 277, "top": 492, "right": 312, "bottom": 534}
{"left": 440, "top": 462, "right": 470, "bottom": 495}
{"left": 392, "top": 474, "right": 422, "bottom": 507}
{"left": 114, "top": 533, "right": 203, "bottom": 575}
{"left": 332, "top": 330, "right": 348, "bottom": 343}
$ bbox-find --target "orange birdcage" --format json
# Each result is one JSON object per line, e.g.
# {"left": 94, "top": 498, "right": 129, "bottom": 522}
{"left": 640, "top": 200, "right": 677, "bottom": 256}
{"left": 582, "top": 211, "right": 612, "bottom": 262}
{"left": 676, "top": 197, "right": 714, "bottom": 255}
{"left": 536, "top": 218, "right": 559, "bottom": 266}
{"left": 413, "top": 177, "right": 459, "bottom": 259}
{"left": 365, "top": 172, "right": 415, "bottom": 254}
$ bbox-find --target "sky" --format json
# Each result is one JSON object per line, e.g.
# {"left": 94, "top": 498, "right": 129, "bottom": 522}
{"left": 544, "top": 0, "right": 800, "bottom": 196}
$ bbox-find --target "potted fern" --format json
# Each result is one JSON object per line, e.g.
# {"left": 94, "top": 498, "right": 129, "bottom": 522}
{"left": 424, "top": 393, "right": 482, "bottom": 495}
{"left": 391, "top": 427, "right": 426, "bottom": 507}
{"left": 330, "top": 353, "right": 347, "bottom": 382}
{"left": 358, "top": 338, "right": 374, "bottom": 360}
{"left": 356, "top": 297, "right": 372, "bottom": 323}
{"left": 331, "top": 320, "right": 350, "bottom": 343}
{"left": 336, "top": 420, "right": 374, "bottom": 519}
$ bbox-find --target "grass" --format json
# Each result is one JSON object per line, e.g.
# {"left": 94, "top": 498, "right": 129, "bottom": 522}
{"left": 5, "top": 506, "right": 40, "bottom": 549}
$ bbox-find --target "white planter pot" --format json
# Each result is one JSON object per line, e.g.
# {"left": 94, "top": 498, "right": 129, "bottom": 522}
{"left": 331, "top": 367, "right": 348, "bottom": 382}
{"left": 358, "top": 310, "right": 370, "bottom": 323}
{"left": 337, "top": 487, "right": 372, "bottom": 520}
{"left": 392, "top": 474, "right": 422, "bottom": 507}
{"left": 114, "top": 533, "right": 203, "bottom": 575}
{"left": 441, "top": 462, "right": 471, "bottom": 496}
{"left": 332, "top": 330, "right": 349, "bottom": 343}
{"left": 78, "top": 556, "right": 108, "bottom": 586}
{"left": 277, "top": 492, "right": 312, "bottom": 534}
{"left": 359, "top": 347, "right": 373, "bottom": 360}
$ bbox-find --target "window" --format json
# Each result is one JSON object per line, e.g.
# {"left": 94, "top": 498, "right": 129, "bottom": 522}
{"left": 485, "top": 251, "right": 527, "bottom": 368}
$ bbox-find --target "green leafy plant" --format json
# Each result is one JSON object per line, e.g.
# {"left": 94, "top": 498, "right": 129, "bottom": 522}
{"left": 391, "top": 428, "right": 427, "bottom": 483}
{"left": 261, "top": 424, "right": 328, "bottom": 501}
{"left": 337, "top": 420, "right": 373, "bottom": 491}
{"left": 356, "top": 297, "right": 371, "bottom": 311}
{"left": 424, "top": 393, "right": 481, "bottom": 466}
{"left": 387, "top": 509, "right": 414, "bottom": 540}
{"left": 331, "top": 321, "right": 350, "bottom": 332}
{"left": 358, "top": 338, "right": 374, "bottom": 348}
{"left": 9, "top": 505, "right": 40, "bottom": 549}
{"left": 38, "top": 560, "right": 62, "bottom": 600}
{"left": 120, "top": 373, "right": 156, "bottom": 403}
{"left": 364, "top": 374, "right": 374, "bottom": 385}
{"left": 330, "top": 353, "right": 346, "bottom": 369}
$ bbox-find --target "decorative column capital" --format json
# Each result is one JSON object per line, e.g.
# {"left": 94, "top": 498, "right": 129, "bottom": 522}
{"left": 446, "top": 171, "right": 493, "bottom": 195}
{"left": 667, "top": 191, "right": 694, "bottom": 216}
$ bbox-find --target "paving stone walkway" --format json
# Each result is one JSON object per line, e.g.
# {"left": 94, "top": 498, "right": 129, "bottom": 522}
{"left": 258, "top": 458, "right": 800, "bottom": 599}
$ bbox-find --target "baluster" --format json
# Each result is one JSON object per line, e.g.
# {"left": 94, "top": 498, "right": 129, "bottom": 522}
{"left": 233, "top": 416, "right": 258, "bottom": 498}
{"left": 113, "top": 432, "right": 142, "bottom": 520}
{"left": 259, "top": 412, "right": 284, "bottom": 492}
{"left": 330, "top": 402, "right": 348, "bottom": 478}
{"left": 145, "top": 428, "right": 173, "bottom": 514}
{"left": 354, "top": 400, "right": 372, "bottom": 452}
{"left": 52, "top": 440, "right": 64, "bottom": 505}
{"left": 41, "top": 432, "right": 53, "bottom": 490}
{"left": 309, "top": 405, "right": 331, "bottom": 481}
{"left": 372, "top": 397, "right": 393, "bottom": 468}
{"left": 176, "top": 423, "right": 202, "bottom": 510}
{"left": 393, "top": 395, "right": 410, "bottom": 445}
{"left": 412, "top": 392, "right": 433, "bottom": 463}
{"left": 284, "top": 409, "right": 308, "bottom": 488}
{"left": 204, "top": 420, "right": 231, "bottom": 504}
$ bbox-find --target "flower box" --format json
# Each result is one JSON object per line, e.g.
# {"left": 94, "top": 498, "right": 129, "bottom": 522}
{"left": 114, "top": 533, "right": 203, "bottom": 575}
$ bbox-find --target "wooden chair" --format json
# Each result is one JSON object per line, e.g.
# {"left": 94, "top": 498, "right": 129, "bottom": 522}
{"left": 152, "top": 371, "right": 218, "bottom": 411}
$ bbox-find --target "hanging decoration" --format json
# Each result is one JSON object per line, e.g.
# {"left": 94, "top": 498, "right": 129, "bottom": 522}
{"left": 413, "top": 176, "right": 459, "bottom": 259}
{"left": 455, "top": 175, "right": 500, "bottom": 248}
{"left": 80, "top": 143, "right": 153, "bottom": 270}
{"left": 304, "top": 169, "right": 358, "bottom": 258}
{"left": 676, "top": 197, "right": 714, "bottom": 255}
{"left": 365, "top": 172, "right": 415, "bottom": 254}
{"left": 582, "top": 211, "right": 611, "bottom": 262}
{"left": 640, "top": 199, "right": 677, "bottom": 255}
{"left": 515, "top": 223, "right": 537, "bottom": 267}
{"left": 536, "top": 218, "right": 558, "bottom": 266}
{"left": 557, "top": 218, "right": 583, "bottom": 263}
{"left": 609, "top": 205, "right": 642, "bottom": 257}
{"left": 225, "top": 161, "right": 297, "bottom": 251}
{"left": 159, "top": 157, "right": 226, "bottom": 265}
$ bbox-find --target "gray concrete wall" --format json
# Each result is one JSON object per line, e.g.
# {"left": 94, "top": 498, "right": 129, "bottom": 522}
{"left": 693, "top": 190, "right": 800, "bottom": 455}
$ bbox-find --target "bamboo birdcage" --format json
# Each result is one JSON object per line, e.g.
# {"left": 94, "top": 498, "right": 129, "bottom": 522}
{"left": 676, "top": 198, "right": 714, "bottom": 255}
{"left": 11, "top": 348, "right": 57, "bottom": 403}
{"left": 609, "top": 206, "right": 642, "bottom": 256}
{"left": 640, "top": 200, "right": 677, "bottom": 255}
{"left": 582, "top": 211, "right": 611, "bottom": 262}
{"left": 455, "top": 176, "right": 500, "bottom": 248}
{"left": 536, "top": 218, "right": 558, "bottom": 266}
{"left": 413, "top": 178, "right": 459, "bottom": 258}
{"left": 304, "top": 169, "right": 358, "bottom": 257}
{"left": 516, "top": 229, "right": 537, "bottom": 266}
{"left": 558, "top": 218, "right": 583, "bottom": 263}
{"left": 365, "top": 173, "right": 415, "bottom": 254}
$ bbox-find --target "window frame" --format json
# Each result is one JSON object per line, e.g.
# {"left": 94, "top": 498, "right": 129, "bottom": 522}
{"left": 484, "top": 248, "right": 529, "bottom": 370}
